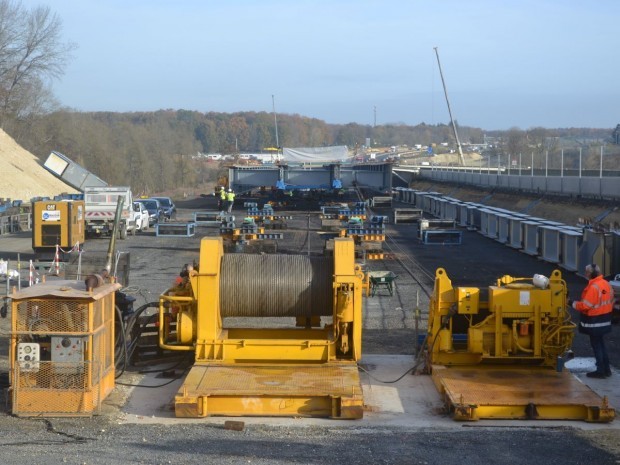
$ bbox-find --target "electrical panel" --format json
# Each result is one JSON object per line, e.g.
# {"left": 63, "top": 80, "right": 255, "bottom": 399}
{"left": 457, "top": 287, "right": 480, "bottom": 314}
{"left": 51, "top": 336, "right": 85, "bottom": 373}
{"left": 17, "top": 343, "right": 40, "bottom": 372}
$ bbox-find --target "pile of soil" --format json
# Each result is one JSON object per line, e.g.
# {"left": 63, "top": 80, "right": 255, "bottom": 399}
{"left": 0, "top": 129, "right": 77, "bottom": 202}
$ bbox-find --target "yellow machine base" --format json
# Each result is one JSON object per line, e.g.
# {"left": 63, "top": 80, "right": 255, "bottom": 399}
{"left": 174, "top": 362, "right": 364, "bottom": 419}
{"left": 431, "top": 365, "right": 615, "bottom": 423}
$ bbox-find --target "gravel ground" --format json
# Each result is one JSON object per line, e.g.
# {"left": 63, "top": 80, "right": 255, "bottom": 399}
{"left": 0, "top": 415, "right": 618, "bottom": 465}
{"left": 0, "top": 193, "right": 619, "bottom": 464}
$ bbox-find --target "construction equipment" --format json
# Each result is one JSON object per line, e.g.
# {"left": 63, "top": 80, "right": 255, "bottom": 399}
{"left": 32, "top": 200, "right": 85, "bottom": 261}
{"left": 246, "top": 204, "right": 292, "bottom": 229}
{"left": 427, "top": 268, "right": 615, "bottom": 422}
{"left": 220, "top": 217, "right": 284, "bottom": 246}
{"left": 368, "top": 271, "right": 397, "bottom": 296}
{"left": 158, "top": 236, "right": 365, "bottom": 418}
{"left": 9, "top": 277, "right": 121, "bottom": 416}
{"left": 433, "top": 46, "right": 465, "bottom": 166}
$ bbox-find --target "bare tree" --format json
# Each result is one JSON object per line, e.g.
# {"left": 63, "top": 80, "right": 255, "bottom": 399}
{"left": 0, "top": 1, "right": 74, "bottom": 127}
{"left": 505, "top": 127, "right": 527, "bottom": 157}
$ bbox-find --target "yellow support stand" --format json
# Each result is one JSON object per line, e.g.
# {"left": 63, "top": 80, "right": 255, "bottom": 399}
{"left": 427, "top": 267, "right": 614, "bottom": 422}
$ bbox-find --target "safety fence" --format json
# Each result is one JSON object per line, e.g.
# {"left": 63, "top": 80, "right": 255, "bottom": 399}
{"left": 419, "top": 168, "right": 620, "bottom": 200}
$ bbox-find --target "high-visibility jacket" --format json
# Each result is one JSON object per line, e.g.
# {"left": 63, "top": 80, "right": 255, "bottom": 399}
{"left": 574, "top": 275, "right": 614, "bottom": 334}
{"left": 226, "top": 191, "right": 235, "bottom": 201}
{"left": 220, "top": 189, "right": 226, "bottom": 200}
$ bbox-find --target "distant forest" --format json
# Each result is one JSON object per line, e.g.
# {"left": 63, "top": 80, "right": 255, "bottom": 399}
{"left": 6, "top": 109, "right": 617, "bottom": 196}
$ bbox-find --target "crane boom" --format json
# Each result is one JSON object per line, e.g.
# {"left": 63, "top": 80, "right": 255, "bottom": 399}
{"left": 434, "top": 47, "right": 465, "bottom": 166}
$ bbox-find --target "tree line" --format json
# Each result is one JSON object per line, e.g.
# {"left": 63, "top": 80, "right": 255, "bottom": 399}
{"left": 11, "top": 109, "right": 489, "bottom": 194}
{"left": 10, "top": 110, "right": 615, "bottom": 195}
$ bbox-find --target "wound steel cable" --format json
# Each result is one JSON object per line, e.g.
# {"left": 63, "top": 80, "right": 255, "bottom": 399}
{"left": 220, "top": 254, "right": 333, "bottom": 317}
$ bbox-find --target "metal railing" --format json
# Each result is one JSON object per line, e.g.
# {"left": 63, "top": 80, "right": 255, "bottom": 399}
{"left": 0, "top": 213, "right": 31, "bottom": 235}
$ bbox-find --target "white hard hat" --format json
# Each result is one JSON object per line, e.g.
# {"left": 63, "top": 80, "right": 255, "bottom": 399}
{"left": 228, "top": 188, "right": 232, "bottom": 192}
{"left": 532, "top": 274, "right": 549, "bottom": 289}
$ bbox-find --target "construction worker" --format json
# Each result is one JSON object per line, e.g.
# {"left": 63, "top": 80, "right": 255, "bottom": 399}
{"left": 570, "top": 263, "right": 615, "bottom": 378}
{"left": 226, "top": 188, "right": 236, "bottom": 213}
{"left": 219, "top": 186, "right": 226, "bottom": 211}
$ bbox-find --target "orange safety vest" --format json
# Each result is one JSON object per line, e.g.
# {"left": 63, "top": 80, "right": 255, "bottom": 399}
{"left": 575, "top": 275, "right": 614, "bottom": 331}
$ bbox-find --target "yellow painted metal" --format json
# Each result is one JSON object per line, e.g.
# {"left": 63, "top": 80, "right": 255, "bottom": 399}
{"left": 32, "top": 200, "right": 85, "bottom": 254}
{"left": 428, "top": 268, "right": 574, "bottom": 367}
{"left": 9, "top": 280, "right": 119, "bottom": 417}
{"left": 432, "top": 365, "right": 615, "bottom": 422}
{"left": 456, "top": 287, "right": 479, "bottom": 314}
{"left": 426, "top": 268, "right": 615, "bottom": 422}
{"left": 159, "top": 236, "right": 365, "bottom": 418}
{"left": 174, "top": 362, "right": 363, "bottom": 419}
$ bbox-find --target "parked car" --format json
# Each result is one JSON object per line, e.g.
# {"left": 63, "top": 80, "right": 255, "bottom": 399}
{"left": 135, "top": 198, "right": 163, "bottom": 226}
{"left": 151, "top": 196, "right": 176, "bottom": 221}
{"left": 132, "top": 201, "right": 150, "bottom": 231}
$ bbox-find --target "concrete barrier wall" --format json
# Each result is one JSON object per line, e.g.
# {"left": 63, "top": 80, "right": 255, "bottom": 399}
{"left": 603, "top": 178, "right": 620, "bottom": 198}
{"left": 422, "top": 171, "right": 620, "bottom": 199}
{"left": 563, "top": 177, "right": 580, "bottom": 194}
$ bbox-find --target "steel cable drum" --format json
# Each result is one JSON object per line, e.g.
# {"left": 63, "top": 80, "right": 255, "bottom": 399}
{"left": 219, "top": 254, "right": 334, "bottom": 317}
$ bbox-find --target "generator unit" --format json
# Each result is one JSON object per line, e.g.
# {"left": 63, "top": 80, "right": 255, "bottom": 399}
{"left": 32, "top": 200, "right": 85, "bottom": 260}
{"left": 9, "top": 279, "right": 120, "bottom": 416}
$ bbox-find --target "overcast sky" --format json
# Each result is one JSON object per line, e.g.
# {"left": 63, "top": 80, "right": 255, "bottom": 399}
{"left": 42, "top": 0, "right": 620, "bottom": 130}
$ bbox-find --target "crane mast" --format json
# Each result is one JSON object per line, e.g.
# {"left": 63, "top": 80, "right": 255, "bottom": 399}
{"left": 434, "top": 47, "right": 465, "bottom": 166}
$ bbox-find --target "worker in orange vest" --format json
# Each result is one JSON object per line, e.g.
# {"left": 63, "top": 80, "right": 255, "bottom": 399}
{"left": 570, "top": 263, "right": 615, "bottom": 378}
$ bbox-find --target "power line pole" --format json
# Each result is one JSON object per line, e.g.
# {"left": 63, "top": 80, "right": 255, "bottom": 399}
{"left": 433, "top": 47, "right": 465, "bottom": 166}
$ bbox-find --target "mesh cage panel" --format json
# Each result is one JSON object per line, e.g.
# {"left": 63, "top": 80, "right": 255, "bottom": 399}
{"left": 11, "top": 291, "right": 116, "bottom": 416}
{"left": 13, "top": 361, "right": 102, "bottom": 416}
{"left": 15, "top": 300, "right": 90, "bottom": 334}
{"left": 93, "top": 298, "right": 104, "bottom": 330}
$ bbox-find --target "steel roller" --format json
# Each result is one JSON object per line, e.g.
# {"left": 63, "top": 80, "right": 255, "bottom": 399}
{"left": 219, "top": 254, "right": 334, "bottom": 317}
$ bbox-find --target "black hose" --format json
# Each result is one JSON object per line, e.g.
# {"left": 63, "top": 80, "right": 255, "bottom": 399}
{"left": 114, "top": 304, "right": 127, "bottom": 378}
{"left": 357, "top": 332, "right": 430, "bottom": 384}
{"left": 113, "top": 301, "right": 160, "bottom": 377}
{"left": 123, "top": 301, "right": 160, "bottom": 364}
